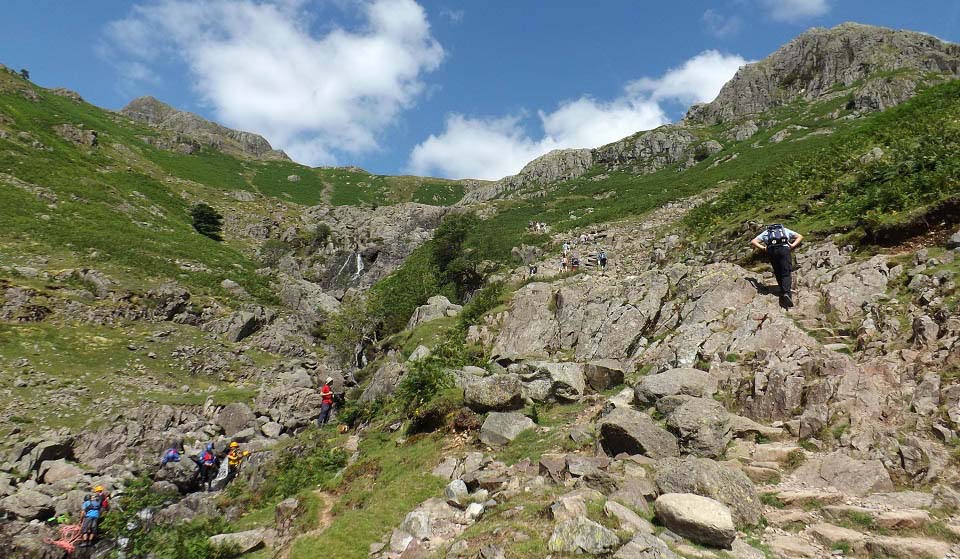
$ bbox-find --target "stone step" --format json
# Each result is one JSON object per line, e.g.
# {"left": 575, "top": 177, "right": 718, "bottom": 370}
{"left": 821, "top": 336, "right": 852, "bottom": 344}
{"left": 775, "top": 489, "right": 846, "bottom": 508}
{"left": 807, "top": 522, "right": 868, "bottom": 554}
{"left": 823, "top": 343, "right": 851, "bottom": 352}
{"left": 866, "top": 536, "right": 951, "bottom": 559}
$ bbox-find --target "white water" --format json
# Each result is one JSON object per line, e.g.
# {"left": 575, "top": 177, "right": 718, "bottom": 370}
{"left": 352, "top": 252, "right": 365, "bottom": 280}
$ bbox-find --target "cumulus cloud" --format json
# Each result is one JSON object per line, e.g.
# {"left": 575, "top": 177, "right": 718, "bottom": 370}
{"left": 702, "top": 9, "right": 742, "bottom": 38}
{"left": 759, "top": 0, "right": 830, "bottom": 22}
{"left": 103, "top": 0, "right": 444, "bottom": 165}
{"left": 409, "top": 50, "right": 746, "bottom": 180}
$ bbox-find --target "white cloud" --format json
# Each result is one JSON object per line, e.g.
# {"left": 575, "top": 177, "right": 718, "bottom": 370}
{"left": 104, "top": 0, "right": 444, "bottom": 165}
{"left": 408, "top": 50, "right": 746, "bottom": 180}
{"left": 759, "top": 0, "right": 830, "bottom": 22}
{"left": 702, "top": 9, "right": 743, "bottom": 38}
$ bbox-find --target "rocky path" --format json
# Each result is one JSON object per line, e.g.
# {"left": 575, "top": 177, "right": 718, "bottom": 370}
{"left": 277, "top": 490, "right": 335, "bottom": 559}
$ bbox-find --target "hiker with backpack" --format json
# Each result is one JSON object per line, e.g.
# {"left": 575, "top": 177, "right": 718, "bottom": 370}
{"left": 751, "top": 224, "right": 804, "bottom": 307}
{"left": 598, "top": 250, "right": 608, "bottom": 273}
{"left": 191, "top": 443, "right": 220, "bottom": 492}
{"left": 224, "top": 441, "right": 250, "bottom": 486}
{"left": 79, "top": 493, "right": 103, "bottom": 546}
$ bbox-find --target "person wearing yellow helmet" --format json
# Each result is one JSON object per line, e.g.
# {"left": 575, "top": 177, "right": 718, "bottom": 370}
{"left": 224, "top": 441, "right": 249, "bottom": 486}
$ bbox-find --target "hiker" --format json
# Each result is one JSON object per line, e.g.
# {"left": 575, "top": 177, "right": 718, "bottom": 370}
{"left": 751, "top": 223, "right": 804, "bottom": 306}
{"left": 598, "top": 250, "right": 608, "bottom": 272}
{"left": 571, "top": 255, "right": 580, "bottom": 271}
{"left": 160, "top": 440, "right": 184, "bottom": 468}
{"left": 317, "top": 377, "right": 335, "bottom": 426}
{"left": 562, "top": 242, "right": 570, "bottom": 256}
{"left": 192, "top": 443, "right": 220, "bottom": 492}
{"left": 224, "top": 442, "right": 250, "bottom": 486}
{"left": 528, "top": 263, "right": 538, "bottom": 278}
{"left": 93, "top": 485, "right": 110, "bottom": 514}
{"left": 561, "top": 255, "right": 568, "bottom": 272}
{"left": 79, "top": 494, "right": 102, "bottom": 546}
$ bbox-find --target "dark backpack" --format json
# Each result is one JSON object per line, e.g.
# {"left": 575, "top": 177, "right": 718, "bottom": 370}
{"left": 87, "top": 497, "right": 101, "bottom": 512}
{"left": 766, "top": 224, "right": 789, "bottom": 247}
{"left": 598, "top": 252, "right": 607, "bottom": 263}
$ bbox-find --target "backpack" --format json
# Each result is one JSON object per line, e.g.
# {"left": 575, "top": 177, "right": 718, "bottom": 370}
{"left": 766, "top": 224, "right": 789, "bottom": 247}
{"left": 87, "top": 497, "right": 102, "bottom": 513}
{"left": 598, "top": 252, "right": 607, "bottom": 263}
{"left": 201, "top": 451, "right": 216, "bottom": 466}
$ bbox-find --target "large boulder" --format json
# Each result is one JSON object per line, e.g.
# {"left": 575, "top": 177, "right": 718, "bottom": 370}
{"left": 660, "top": 396, "right": 731, "bottom": 458}
{"left": 407, "top": 295, "right": 462, "bottom": 329}
{"left": 208, "top": 529, "right": 268, "bottom": 553}
{"left": 654, "top": 456, "right": 760, "bottom": 526}
{"left": 479, "top": 412, "right": 535, "bottom": 446}
{"left": 792, "top": 451, "right": 894, "bottom": 496}
{"left": 947, "top": 229, "right": 960, "bottom": 250}
{"left": 463, "top": 374, "right": 524, "bottom": 412}
{"left": 205, "top": 306, "right": 276, "bottom": 342}
{"left": 598, "top": 407, "right": 678, "bottom": 459}
{"left": 654, "top": 493, "right": 736, "bottom": 548}
{"left": 360, "top": 361, "right": 406, "bottom": 403}
{"left": 38, "top": 459, "right": 83, "bottom": 484}
{"left": 521, "top": 361, "right": 587, "bottom": 402}
{"left": 547, "top": 517, "right": 620, "bottom": 555}
{"left": 635, "top": 368, "right": 717, "bottom": 405}
{"left": 216, "top": 402, "right": 256, "bottom": 437}
{"left": 584, "top": 360, "right": 626, "bottom": 392}
{"left": 1, "top": 488, "right": 55, "bottom": 520}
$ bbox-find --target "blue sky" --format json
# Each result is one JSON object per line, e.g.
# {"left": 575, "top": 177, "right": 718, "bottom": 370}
{"left": 1, "top": 0, "right": 958, "bottom": 179}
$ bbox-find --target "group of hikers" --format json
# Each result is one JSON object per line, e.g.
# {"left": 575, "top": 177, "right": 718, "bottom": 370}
{"left": 158, "top": 440, "right": 251, "bottom": 493}
{"left": 77, "top": 485, "right": 110, "bottom": 547}
{"left": 528, "top": 220, "right": 548, "bottom": 233}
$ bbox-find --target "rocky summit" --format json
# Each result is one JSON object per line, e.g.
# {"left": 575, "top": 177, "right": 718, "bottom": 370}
{"left": 2, "top": 20, "right": 960, "bottom": 559}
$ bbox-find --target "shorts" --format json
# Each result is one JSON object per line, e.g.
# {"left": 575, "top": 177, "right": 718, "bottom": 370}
{"left": 81, "top": 516, "right": 99, "bottom": 535}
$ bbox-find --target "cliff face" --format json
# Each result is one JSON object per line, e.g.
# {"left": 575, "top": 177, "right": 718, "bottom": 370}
{"left": 121, "top": 96, "right": 289, "bottom": 161}
{"left": 463, "top": 23, "right": 960, "bottom": 204}
{"left": 685, "top": 22, "right": 960, "bottom": 125}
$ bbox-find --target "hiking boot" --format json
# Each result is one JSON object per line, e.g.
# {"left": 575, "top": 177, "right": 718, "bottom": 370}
{"left": 780, "top": 294, "right": 794, "bottom": 308}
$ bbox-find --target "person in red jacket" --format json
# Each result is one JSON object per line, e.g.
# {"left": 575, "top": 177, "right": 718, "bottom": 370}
{"left": 317, "top": 376, "right": 334, "bottom": 427}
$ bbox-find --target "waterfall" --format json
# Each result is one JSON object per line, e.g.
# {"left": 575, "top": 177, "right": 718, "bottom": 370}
{"left": 335, "top": 253, "right": 352, "bottom": 278}
{"left": 352, "top": 252, "right": 365, "bottom": 280}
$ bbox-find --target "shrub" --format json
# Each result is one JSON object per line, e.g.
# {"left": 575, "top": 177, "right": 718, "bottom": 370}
{"left": 458, "top": 281, "right": 507, "bottom": 327}
{"left": 259, "top": 239, "right": 291, "bottom": 267}
{"left": 395, "top": 359, "right": 452, "bottom": 417}
{"left": 189, "top": 202, "right": 223, "bottom": 240}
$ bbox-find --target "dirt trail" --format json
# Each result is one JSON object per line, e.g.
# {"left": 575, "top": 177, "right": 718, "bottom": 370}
{"left": 277, "top": 490, "right": 335, "bottom": 559}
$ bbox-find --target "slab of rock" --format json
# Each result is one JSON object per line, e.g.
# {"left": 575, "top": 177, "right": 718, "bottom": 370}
{"left": 547, "top": 517, "right": 620, "bottom": 555}
{"left": 407, "top": 295, "right": 462, "bottom": 329}
{"left": 444, "top": 479, "right": 469, "bottom": 506}
{"left": 775, "top": 489, "right": 845, "bottom": 508}
{"left": 661, "top": 396, "right": 731, "bottom": 458}
{"left": 807, "top": 523, "right": 867, "bottom": 554}
{"left": 728, "top": 414, "right": 784, "bottom": 441}
{"left": 614, "top": 532, "right": 678, "bottom": 558}
{"left": 876, "top": 510, "right": 931, "bottom": 530}
{"left": 866, "top": 536, "right": 950, "bottom": 559}
{"left": 599, "top": 407, "right": 678, "bottom": 459}
{"left": 766, "top": 534, "right": 821, "bottom": 559}
{"left": 208, "top": 529, "right": 267, "bottom": 553}
{"left": 792, "top": 451, "right": 894, "bottom": 496}
{"left": 730, "top": 538, "right": 766, "bottom": 559}
{"left": 654, "top": 493, "right": 736, "bottom": 548}
{"left": 948, "top": 229, "right": 960, "bottom": 250}
{"left": 584, "top": 359, "right": 626, "bottom": 391}
{"left": 260, "top": 422, "right": 283, "bottom": 439}
{"left": 604, "top": 500, "right": 654, "bottom": 535}
{"left": 479, "top": 412, "right": 535, "bottom": 446}
{"left": 521, "top": 361, "right": 587, "bottom": 402}
{"left": 463, "top": 374, "right": 523, "bottom": 412}
{"left": 1, "top": 488, "right": 55, "bottom": 520}
{"left": 634, "top": 368, "right": 717, "bottom": 405}
{"left": 216, "top": 402, "right": 256, "bottom": 437}
{"left": 655, "top": 456, "right": 760, "bottom": 526}
{"left": 39, "top": 459, "right": 83, "bottom": 484}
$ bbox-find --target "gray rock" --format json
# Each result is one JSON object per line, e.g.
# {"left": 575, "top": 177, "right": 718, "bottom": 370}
{"left": 216, "top": 402, "right": 256, "bottom": 437}
{"left": 260, "top": 422, "right": 283, "bottom": 439}
{"left": 948, "top": 229, "right": 960, "bottom": 250}
{"left": 635, "top": 368, "right": 717, "bottom": 405}
{"left": 599, "top": 407, "right": 679, "bottom": 459}
{"left": 479, "top": 412, "right": 535, "bottom": 446}
{"left": 208, "top": 529, "right": 267, "bottom": 553}
{"left": 654, "top": 493, "right": 736, "bottom": 548}
{"left": 360, "top": 361, "right": 406, "bottom": 403}
{"left": 463, "top": 374, "right": 523, "bottom": 412}
{"left": 605, "top": 500, "right": 654, "bottom": 535}
{"left": 654, "top": 456, "right": 760, "bottom": 526}
{"left": 444, "top": 479, "right": 469, "bottom": 505}
{"left": 521, "top": 361, "right": 587, "bottom": 402}
{"left": 406, "top": 295, "right": 462, "bottom": 329}
{"left": 614, "top": 532, "right": 678, "bottom": 559}
{"left": 38, "top": 459, "right": 83, "bottom": 484}
{"left": 1, "top": 488, "right": 55, "bottom": 520}
{"left": 660, "top": 396, "right": 731, "bottom": 458}
{"left": 791, "top": 451, "right": 894, "bottom": 496}
{"left": 547, "top": 516, "right": 620, "bottom": 555}
{"left": 584, "top": 359, "right": 626, "bottom": 392}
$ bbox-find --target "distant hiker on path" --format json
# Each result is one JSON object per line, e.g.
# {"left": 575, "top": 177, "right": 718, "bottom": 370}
{"left": 317, "top": 377, "right": 335, "bottom": 426}
{"left": 528, "top": 263, "right": 538, "bottom": 278}
{"left": 598, "top": 250, "right": 608, "bottom": 273}
{"left": 751, "top": 223, "right": 803, "bottom": 307}
{"left": 224, "top": 441, "right": 249, "bottom": 486}
{"left": 192, "top": 443, "right": 220, "bottom": 492}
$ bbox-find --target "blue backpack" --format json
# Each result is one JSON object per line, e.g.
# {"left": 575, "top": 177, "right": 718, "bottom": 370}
{"left": 766, "top": 224, "right": 789, "bottom": 247}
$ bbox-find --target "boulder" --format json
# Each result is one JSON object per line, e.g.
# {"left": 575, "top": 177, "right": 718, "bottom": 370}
{"left": 1, "top": 488, "right": 55, "bottom": 520}
{"left": 584, "top": 359, "right": 626, "bottom": 391}
{"left": 660, "top": 396, "right": 731, "bottom": 458}
{"left": 654, "top": 456, "right": 760, "bottom": 526}
{"left": 479, "top": 412, "right": 535, "bottom": 446}
{"left": 407, "top": 295, "right": 462, "bottom": 329}
{"left": 598, "top": 407, "right": 679, "bottom": 459}
{"left": 521, "top": 361, "right": 587, "bottom": 402}
{"left": 948, "top": 229, "right": 960, "bottom": 250}
{"left": 39, "top": 459, "right": 83, "bottom": 484}
{"left": 547, "top": 517, "right": 620, "bottom": 555}
{"left": 463, "top": 374, "right": 523, "bottom": 412}
{"left": 604, "top": 500, "right": 654, "bottom": 535}
{"left": 205, "top": 306, "right": 276, "bottom": 342}
{"left": 208, "top": 529, "right": 267, "bottom": 553}
{"left": 360, "top": 361, "right": 406, "bottom": 402}
{"left": 260, "top": 422, "right": 283, "bottom": 439}
{"left": 444, "top": 479, "right": 469, "bottom": 505}
{"left": 614, "top": 532, "right": 679, "bottom": 559}
{"left": 634, "top": 368, "right": 717, "bottom": 405}
{"left": 792, "top": 451, "right": 894, "bottom": 496}
{"left": 216, "top": 402, "right": 256, "bottom": 437}
{"left": 654, "top": 493, "right": 736, "bottom": 548}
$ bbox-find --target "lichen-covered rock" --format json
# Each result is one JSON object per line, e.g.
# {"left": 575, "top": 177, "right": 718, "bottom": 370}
{"left": 659, "top": 396, "right": 731, "bottom": 458}
{"left": 547, "top": 516, "right": 620, "bottom": 555}
{"left": 463, "top": 374, "right": 523, "bottom": 412}
{"left": 598, "top": 407, "right": 679, "bottom": 459}
{"left": 635, "top": 368, "right": 718, "bottom": 405}
{"left": 655, "top": 456, "right": 760, "bottom": 526}
{"left": 792, "top": 451, "right": 894, "bottom": 496}
{"left": 479, "top": 412, "right": 535, "bottom": 446}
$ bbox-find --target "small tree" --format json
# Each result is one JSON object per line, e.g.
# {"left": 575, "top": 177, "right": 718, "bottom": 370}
{"left": 189, "top": 203, "right": 223, "bottom": 240}
{"left": 313, "top": 295, "right": 380, "bottom": 368}
{"left": 431, "top": 213, "right": 488, "bottom": 300}
{"left": 19, "top": 68, "right": 29, "bottom": 80}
